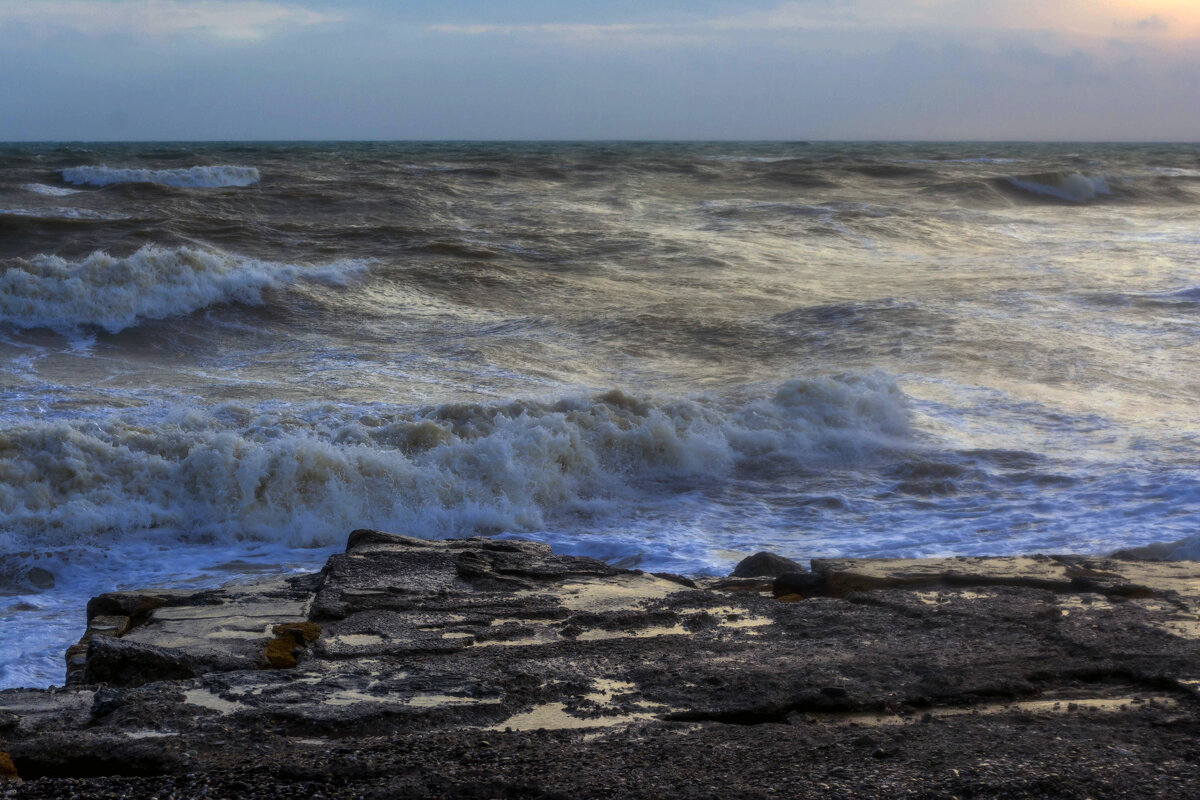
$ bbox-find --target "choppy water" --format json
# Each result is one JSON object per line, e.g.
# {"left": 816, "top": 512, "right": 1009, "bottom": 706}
{"left": 3, "top": 141, "right": 1200, "bottom": 688}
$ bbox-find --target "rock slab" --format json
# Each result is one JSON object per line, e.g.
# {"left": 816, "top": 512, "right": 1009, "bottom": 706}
{"left": 2, "top": 532, "right": 1200, "bottom": 798}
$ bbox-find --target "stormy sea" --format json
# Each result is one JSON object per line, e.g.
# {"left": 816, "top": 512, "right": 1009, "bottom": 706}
{"left": 2, "top": 141, "right": 1200, "bottom": 688}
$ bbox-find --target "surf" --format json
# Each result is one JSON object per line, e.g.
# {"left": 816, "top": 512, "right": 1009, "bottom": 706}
{"left": 60, "top": 165, "right": 261, "bottom": 188}
{"left": 0, "top": 245, "right": 367, "bottom": 334}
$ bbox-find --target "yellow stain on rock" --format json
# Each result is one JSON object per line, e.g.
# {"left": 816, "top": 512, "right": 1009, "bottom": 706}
{"left": 0, "top": 751, "right": 19, "bottom": 782}
{"left": 264, "top": 621, "right": 323, "bottom": 669}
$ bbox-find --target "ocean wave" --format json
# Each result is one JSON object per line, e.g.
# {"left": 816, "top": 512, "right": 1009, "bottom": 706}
{"left": 0, "top": 246, "right": 367, "bottom": 333}
{"left": 1111, "top": 534, "right": 1200, "bottom": 561}
{"left": 998, "top": 172, "right": 1111, "bottom": 204}
{"left": 1147, "top": 167, "right": 1200, "bottom": 178}
{"left": 21, "top": 183, "right": 82, "bottom": 196}
{"left": 60, "top": 165, "right": 260, "bottom": 188}
{"left": 0, "top": 375, "right": 910, "bottom": 550}
{"left": 0, "top": 207, "right": 112, "bottom": 220}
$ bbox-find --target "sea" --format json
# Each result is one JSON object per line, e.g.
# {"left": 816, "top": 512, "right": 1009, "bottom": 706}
{"left": 2, "top": 141, "right": 1200, "bottom": 689}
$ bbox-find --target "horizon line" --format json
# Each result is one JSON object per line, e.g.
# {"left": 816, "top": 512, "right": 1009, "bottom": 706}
{"left": 3, "top": 138, "right": 1199, "bottom": 145}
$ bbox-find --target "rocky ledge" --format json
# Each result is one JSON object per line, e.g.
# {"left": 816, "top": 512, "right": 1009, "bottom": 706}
{"left": 3, "top": 531, "right": 1200, "bottom": 798}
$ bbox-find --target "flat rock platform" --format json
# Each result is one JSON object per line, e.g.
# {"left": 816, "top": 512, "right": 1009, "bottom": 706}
{"left": 3, "top": 530, "right": 1200, "bottom": 798}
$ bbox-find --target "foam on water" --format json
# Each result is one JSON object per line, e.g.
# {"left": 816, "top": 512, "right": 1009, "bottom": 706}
{"left": 0, "top": 245, "right": 368, "bottom": 333}
{"left": 21, "top": 183, "right": 83, "bottom": 196}
{"left": 0, "top": 375, "right": 907, "bottom": 687}
{"left": 0, "top": 375, "right": 909, "bottom": 553}
{"left": 1114, "top": 534, "right": 1200, "bottom": 561}
{"left": 0, "top": 207, "right": 113, "bottom": 220}
{"left": 0, "top": 540, "right": 330, "bottom": 689}
{"left": 5, "top": 141, "right": 1200, "bottom": 689}
{"left": 61, "top": 164, "right": 260, "bottom": 188}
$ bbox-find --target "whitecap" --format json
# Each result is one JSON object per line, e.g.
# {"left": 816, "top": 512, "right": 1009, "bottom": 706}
{"left": 0, "top": 207, "right": 113, "bottom": 220}
{"left": 61, "top": 165, "right": 260, "bottom": 188}
{"left": 0, "top": 375, "right": 911, "bottom": 552}
{"left": 21, "top": 183, "right": 83, "bottom": 196}
{"left": 0, "top": 245, "right": 368, "bottom": 333}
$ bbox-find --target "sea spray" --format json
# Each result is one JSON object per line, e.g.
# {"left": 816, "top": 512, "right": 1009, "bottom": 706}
{"left": 61, "top": 165, "right": 260, "bottom": 188}
{"left": 0, "top": 375, "right": 910, "bottom": 551}
{"left": 0, "top": 246, "right": 368, "bottom": 333}
{"left": 21, "top": 183, "right": 83, "bottom": 197}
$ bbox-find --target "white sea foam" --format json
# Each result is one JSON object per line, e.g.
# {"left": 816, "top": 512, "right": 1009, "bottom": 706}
{"left": 0, "top": 245, "right": 367, "bottom": 333}
{"left": 61, "top": 164, "right": 260, "bottom": 188}
{"left": 0, "top": 375, "right": 910, "bottom": 552}
{"left": 1003, "top": 172, "right": 1111, "bottom": 203}
{"left": 22, "top": 183, "right": 83, "bottom": 196}
{"left": 0, "top": 207, "right": 111, "bottom": 220}
{"left": 1147, "top": 167, "right": 1200, "bottom": 178}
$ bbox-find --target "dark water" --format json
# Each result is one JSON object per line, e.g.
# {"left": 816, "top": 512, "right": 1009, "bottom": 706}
{"left": 3, "top": 141, "right": 1200, "bottom": 686}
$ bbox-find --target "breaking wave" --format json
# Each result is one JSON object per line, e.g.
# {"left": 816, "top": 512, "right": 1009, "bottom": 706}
{"left": 998, "top": 172, "right": 1112, "bottom": 204}
{"left": 60, "top": 165, "right": 260, "bottom": 188}
{"left": 0, "top": 375, "right": 910, "bottom": 550}
{"left": 22, "top": 183, "right": 82, "bottom": 197}
{"left": 0, "top": 246, "right": 366, "bottom": 333}
{"left": 1111, "top": 534, "right": 1200, "bottom": 561}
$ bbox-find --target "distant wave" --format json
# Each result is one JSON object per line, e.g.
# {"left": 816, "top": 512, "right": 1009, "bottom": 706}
{"left": 61, "top": 164, "right": 261, "bottom": 188}
{"left": 1147, "top": 167, "right": 1200, "bottom": 178}
{"left": 22, "top": 183, "right": 82, "bottom": 196}
{"left": 0, "top": 206, "right": 112, "bottom": 220}
{"left": 998, "top": 172, "right": 1111, "bottom": 204}
{"left": 0, "top": 245, "right": 366, "bottom": 333}
{"left": 0, "top": 375, "right": 911, "bottom": 549}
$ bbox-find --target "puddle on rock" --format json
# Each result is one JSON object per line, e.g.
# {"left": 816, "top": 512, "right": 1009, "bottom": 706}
{"left": 406, "top": 693, "right": 501, "bottom": 708}
{"left": 676, "top": 606, "right": 773, "bottom": 629}
{"left": 325, "top": 689, "right": 500, "bottom": 708}
{"left": 914, "top": 591, "right": 996, "bottom": 605}
{"left": 488, "top": 678, "right": 663, "bottom": 731}
{"left": 554, "top": 575, "right": 688, "bottom": 613}
{"left": 183, "top": 689, "right": 247, "bottom": 716}
{"left": 817, "top": 695, "right": 1179, "bottom": 727}
{"left": 488, "top": 702, "right": 658, "bottom": 732}
{"left": 585, "top": 679, "right": 638, "bottom": 703}
{"left": 577, "top": 624, "right": 689, "bottom": 642}
{"left": 473, "top": 631, "right": 559, "bottom": 648}
{"left": 327, "top": 634, "right": 385, "bottom": 647}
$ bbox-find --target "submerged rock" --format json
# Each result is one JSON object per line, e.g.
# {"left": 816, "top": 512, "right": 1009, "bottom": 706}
{"left": 730, "top": 551, "right": 805, "bottom": 578}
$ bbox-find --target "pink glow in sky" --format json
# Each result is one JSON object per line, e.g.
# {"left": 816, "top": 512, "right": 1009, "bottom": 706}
{"left": 1, "top": 0, "right": 1197, "bottom": 140}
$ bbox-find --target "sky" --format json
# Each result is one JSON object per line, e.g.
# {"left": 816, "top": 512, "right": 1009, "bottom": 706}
{"left": 1, "top": 0, "right": 1198, "bottom": 141}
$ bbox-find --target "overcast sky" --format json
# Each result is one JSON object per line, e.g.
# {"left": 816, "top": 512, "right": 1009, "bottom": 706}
{"left": 2, "top": 0, "right": 1198, "bottom": 141}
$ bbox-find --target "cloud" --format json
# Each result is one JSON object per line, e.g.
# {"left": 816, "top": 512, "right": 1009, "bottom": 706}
{"left": 0, "top": 0, "right": 338, "bottom": 41}
{"left": 426, "top": 21, "right": 696, "bottom": 46}
{"left": 1130, "top": 14, "right": 1169, "bottom": 32}
{"left": 426, "top": 1, "right": 1200, "bottom": 47}
{"left": 425, "top": 3, "right": 850, "bottom": 44}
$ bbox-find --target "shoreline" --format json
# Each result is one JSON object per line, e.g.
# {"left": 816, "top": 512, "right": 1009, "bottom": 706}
{"left": 3, "top": 529, "right": 1200, "bottom": 798}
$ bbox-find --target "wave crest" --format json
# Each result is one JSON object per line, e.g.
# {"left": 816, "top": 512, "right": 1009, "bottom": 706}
{"left": 998, "top": 172, "right": 1111, "bottom": 204}
{"left": 22, "top": 183, "right": 83, "bottom": 196}
{"left": 0, "top": 376, "right": 910, "bottom": 549}
{"left": 0, "top": 207, "right": 113, "bottom": 221}
{"left": 0, "top": 246, "right": 366, "bottom": 333}
{"left": 61, "top": 165, "right": 260, "bottom": 188}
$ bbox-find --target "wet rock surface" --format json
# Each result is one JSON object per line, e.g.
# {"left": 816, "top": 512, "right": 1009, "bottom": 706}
{"left": 3, "top": 533, "right": 1200, "bottom": 798}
